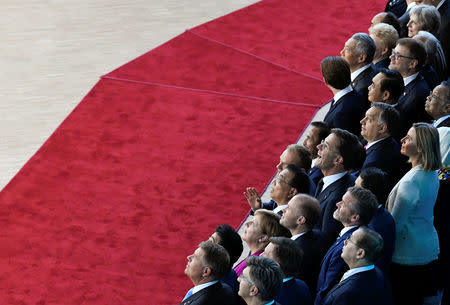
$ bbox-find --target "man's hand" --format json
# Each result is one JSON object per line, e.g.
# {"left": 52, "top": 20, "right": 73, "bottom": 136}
{"left": 244, "top": 187, "right": 262, "bottom": 210}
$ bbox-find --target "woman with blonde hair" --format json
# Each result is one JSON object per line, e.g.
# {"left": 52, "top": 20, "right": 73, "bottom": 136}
{"left": 387, "top": 122, "right": 442, "bottom": 305}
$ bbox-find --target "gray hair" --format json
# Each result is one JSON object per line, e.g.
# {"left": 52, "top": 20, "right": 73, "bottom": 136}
{"left": 369, "top": 22, "right": 399, "bottom": 52}
{"left": 346, "top": 187, "right": 378, "bottom": 225}
{"left": 246, "top": 256, "right": 283, "bottom": 302}
{"left": 410, "top": 5, "right": 441, "bottom": 37}
{"left": 352, "top": 33, "right": 376, "bottom": 64}
{"left": 414, "top": 31, "right": 447, "bottom": 80}
{"left": 354, "top": 226, "right": 384, "bottom": 263}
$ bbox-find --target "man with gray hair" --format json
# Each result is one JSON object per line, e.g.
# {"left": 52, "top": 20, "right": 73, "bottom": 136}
{"left": 181, "top": 241, "right": 240, "bottom": 305}
{"left": 323, "top": 227, "right": 394, "bottom": 305}
{"left": 341, "top": 33, "right": 377, "bottom": 101}
{"left": 238, "top": 256, "right": 283, "bottom": 305}
{"left": 315, "top": 187, "right": 378, "bottom": 305}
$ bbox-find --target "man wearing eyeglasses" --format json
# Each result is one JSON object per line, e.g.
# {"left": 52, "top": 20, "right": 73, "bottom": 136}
{"left": 389, "top": 38, "right": 432, "bottom": 132}
{"left": 238, "top": 256, "right": 283, "bottom": 305}
{"left": 425, "top": 81, "right": 450, "bottom": 127}
{"left": 315, "top": 187, "right": 378, "bottom": 305}
{"left": 181, "top": 241, "right": 240, "bottom": 305}
{"left": 322, "top": 227, "right": 393, "bottom": 305}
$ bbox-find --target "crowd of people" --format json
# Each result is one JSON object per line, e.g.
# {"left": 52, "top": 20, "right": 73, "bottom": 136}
{"left": 179, "top": 0, "right": 450, "bottom": 304}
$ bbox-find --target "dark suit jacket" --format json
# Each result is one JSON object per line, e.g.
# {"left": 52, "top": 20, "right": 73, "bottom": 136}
{"left": 314, "top": 173, "right": 356, "bottom": 243}
{"left": 309, "top": 166, "right": 324, "bottom": 187}
{"left": 397, "top": 73, "right": 431, "bottom": 131}
{"left": 276, "top": 278, "right": 313, "bottom": 305}
{"left": 398, "top": 8, "right": 410, "bottom": 38}
{"left": 439, "top": 0, "right": 450, "bottom": 79}
{"left": 422, "top": 64, "right": 440, "bottom": 90}
{"left": 368, "top": 207, "right": 396, "bottom": 275}
{"left": 352, "top": 65, "right": 377, "bottom": 103}
{"left": 179, "top": 281, "right": 239, "bottom": 305}
{"left": 323, "top": 89, "right": 366, "bottom": 136}
{"left": 294, "top": 230, "right": 329, "bottom": 296}
{"left": 362, "top": 137, "right": 407, "bottom": 186}
{"left": 322, "top": 268, "right": 394, "bottom": 305}
{"left": 385, "top": 0, "right": 407, "bottom": 17}
{"left": 372, "top": 58, "right": 390, "bottom": 70}
{"left": 315, "top": 227, "right": 358, "bottom": 305}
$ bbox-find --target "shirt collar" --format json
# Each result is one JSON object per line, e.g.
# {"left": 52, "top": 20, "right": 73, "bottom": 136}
{"left": 339, "top": 225, "right": 359, "bottom": 237}
{"left": 273, "top": 204, "right": 287, "bottom": 215}
{"left": 351, "top": 64, "right": 371, "bottom": 82}
{"left": 434, "top": 114, "right": 450, "bottom": 127}
{"left": 322, "top": 172, "right": 347, "bottom": 191}
{"left": 193, "top": 280, "right": 219, "bottom": 294}
{"left": 291, "top": 231, "right": 307, "bottom": 240}
{"left": 342, "top": 265, "right": 375, "bottom": 281}
{"left": 437, "top": 0, "right": 446, "bottom": 9}
{"left": 283, "top": 277, "right": 294, "bottom": 282}
{"left": 403, "top": 72, "right": 419, "bottom": 87}
{"left": 333, "top": 85, "right": 353, "bottom": 103}
{"left": 264, "top": 301, "right": 275, "bottom": 305}
{"left": 311, "top": 157, "right": 318, "bottom": 167}
{"left": 366, "top": 136, "right": 389, "bottom": 149}
{"left": 406, "top": 2, "right": 417, "bottom": 10}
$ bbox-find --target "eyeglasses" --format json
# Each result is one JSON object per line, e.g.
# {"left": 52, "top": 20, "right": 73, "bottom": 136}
{"left": 238, "top": 274, "right": 255, "bottom": 285}
{"left": 344, "top": 237, "right": 357, "bottom": 247}
{"left": 390, "top": 50, "right": 416, "bottom": 60}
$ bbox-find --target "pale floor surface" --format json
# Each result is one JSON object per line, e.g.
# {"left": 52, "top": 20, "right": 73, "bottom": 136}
{"left": 0, "top": 0, "right": 328, "bottom": 261}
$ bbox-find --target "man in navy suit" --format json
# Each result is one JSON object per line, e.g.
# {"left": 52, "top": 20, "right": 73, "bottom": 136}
{"left": 322, "top": 227, "right": 394, "bottom": 305}
{"left": 315, "top": 187, "right": 378, "bottom": 305}
{"left": 321, "top": 57, "right": 367, "bottom": 136}
{"left": 313, "top": 129, "right": 361, "bottom": 243}
{"left": 341, "top": 33, "right": 377, "bottom": 103}
{"left": 262, "top": 237, "right": 313, "bottom": 305}
{"left": 181, "top": 241, "right": 240, "bottom": 305}
{"left": 303, "top": 122, "right": 331, "bottom": 186}
{"left": 355, "top": 168, "right": 396, "bottom": 275}
{"left": 426, "top": 81, "right": 450, "bottom": 128}
{"left": 280, "top": 194, "right": 328, "bottom": 296}
{"left": 389, "top": 38, "right": 431, "bottom": 129}
{"left": 360, "top": 103, "right": 407, "bottom": 185}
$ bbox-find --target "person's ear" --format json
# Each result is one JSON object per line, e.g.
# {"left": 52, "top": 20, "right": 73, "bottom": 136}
{"left": 250, "top": 285, "right": 259, "bottom": 296}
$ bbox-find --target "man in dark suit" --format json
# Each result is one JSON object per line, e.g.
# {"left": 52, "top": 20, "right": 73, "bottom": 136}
{"left": 426, "top": 81, "right": 450, "bottom": 128}
{"left": 385, "top": 0, "right": 407, "bottom": 17}
{"left": 262, "top": 237, "right": 313, "bottom": 305}
{"left": 321, "top": 57, "right": 367, "bottom": 136}
{"left": 181, "top": 241, "right": 239, "bottom": 305}
{"left": 355, "top": 168, "right": 396, "bottom": 275}
{"left": 315, "top": 187, "right": 378, "bottom": 305}
{"left": 367, "top": 69, "right": 404, "bottom": 106}
{"left": 280, "top": 194, "right": 328, "bottom": 296}
{"left": 341, "top": 33, "right": 377, "bottom": 103}
{"left": 360, "top": 103, "right": 407, "bottom": 185}
{"left": 313, "top": 129, "right": 361, "bottom": 242}
{"left": 238, "top": 256, "right": 283, "bottom": 305}
{"left": 322, "top": 227, "right": 394, "bottom": 305}
{"left": 389, "top": 38, "right": 432, "bottom": 129}
{"left": 303, "top": 122, "right": 331, "bottom": 186}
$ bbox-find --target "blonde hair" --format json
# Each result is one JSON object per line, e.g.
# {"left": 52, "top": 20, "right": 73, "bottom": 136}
{"left": 413, "top": 122, "right": 442, "bottom": 171}
{"left": 370, "top": 22, "right": 399, "bottom": 52}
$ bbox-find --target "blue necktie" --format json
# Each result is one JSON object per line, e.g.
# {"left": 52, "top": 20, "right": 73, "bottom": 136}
{"left": 182, "top": 288, "right": 194, "bottom": 301}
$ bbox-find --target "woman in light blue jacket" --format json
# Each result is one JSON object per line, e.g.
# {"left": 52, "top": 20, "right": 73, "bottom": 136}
{"left": 387, "top": 122, "right": 442, "bottom": 305}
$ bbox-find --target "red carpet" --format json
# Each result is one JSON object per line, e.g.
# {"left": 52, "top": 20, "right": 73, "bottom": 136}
{"left": 0, "top": 0, "right": 385, "bottom": 304}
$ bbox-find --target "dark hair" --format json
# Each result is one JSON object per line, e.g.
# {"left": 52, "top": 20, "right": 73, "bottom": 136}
{"left": 269, "top": 237, "right": 304, "bottom": 277}
{"left": 331, "top": 128, "right": 363, "bottom": 170}
{"left": 380, "top": 12, "right": 401, "bottom": 35}
{"left": 441, "top": 81, "right": 450, "bottom": 104}
{"left": 371, "top": 102, "right": 401, "bottom": 137}
{"left": 199, "top": 241, "right": 230, "bottom": 280}
{"left": 311, "top": 121, "right": 331, "bottom": 142}
{"left": 246, "top": 256, "right": 283, "bottom": 302}
{"left": 347, "top": 187, "right": 378, "bottom": 225}
{"left": 292, "top": 194, "right": 321, "bottom": 230}
{"left": 215, "top": 224, "right": 243, "bottom": 267}
{"left": 321, "top": 56, "right": 351, "bottom": 89}
{"left": 397, "top": 38, "right": 427, "bottom": 71}
{"left": 359, "top": 167, "right": 390, "bottom": 206}
{"left": 286, "top": 144, "right": 313, "bottom": 171}
{"left": 378, "top": 69, "right": 404, "bottom": 102}
{"left": 352, "top": 33, "right": 376, "bottom": 64}
{"left": 348, "top": 141, "right": 366, "bottom": 173}
{"left": 286, "top": 164, "right": 310, "bottom": 194}
{"left": 355, "top": 226, "right": 384, "bottom": 263}
{"left": 254, "top": 210, "right": 292, "bottom": 239}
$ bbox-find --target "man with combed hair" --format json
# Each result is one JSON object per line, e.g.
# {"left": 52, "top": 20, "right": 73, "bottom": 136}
{"left": 368, "top": 69, "right": 405, "bottom": 105}
{"left": 303, "top": 122, "right": 331, "bottom": 186}
{"left": 389, "top": 38, "right": 432, "bottom": 128}
{"left": 369, "top": 23, "right": 399, "bottom": 70}
{"left": 238, "top": 256, "right": 283, "bottom": 305}
{"left": 426, "top": 81, "right": 450, "bottom": 127}
{"left": 315, "top": 187, "right": 378, "bottom": 305}
{"left": 321, "top": 57, "right": 366, "bottom": 136}
{"left": 341, "top": 33, "right": 377, "bottom": 102}
{"left": 262, "top": 237, "right": 313, "bottom": 305}
{"left": 280, "top": 194, "right": 328, "bottom": 296}
{"left": 181, "top": 241, "right": 240, "bottom": 305}
{"left": 360, "top": 103, "right": 407, "bottom": 185}
{"left": 313, "top": 129, "right": 360, "bottom": 243}
{"left": 322, "top": 227, "right": 394, "bottom": 305}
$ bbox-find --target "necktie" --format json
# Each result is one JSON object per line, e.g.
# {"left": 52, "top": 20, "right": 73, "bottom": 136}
{"left": 182, "top": 288, "right": 194, "bottom": 301}
{"left": 329, "top": 98, "right": 335, "bottom": 109}
{"left": 315, "top": 179, "right": 324, "bottom": 198}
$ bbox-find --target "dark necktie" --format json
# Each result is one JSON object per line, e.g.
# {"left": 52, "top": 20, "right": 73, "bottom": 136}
{"left": 315, "top": 179, "right": 324, "bottom": 198}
